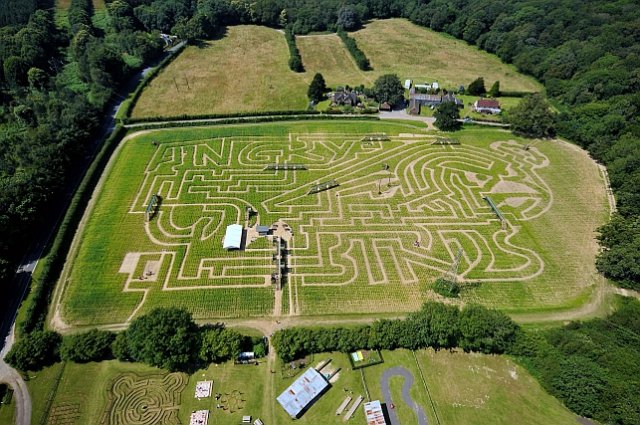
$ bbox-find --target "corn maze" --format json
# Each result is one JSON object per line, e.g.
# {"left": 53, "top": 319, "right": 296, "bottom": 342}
{"left": 100, "top": 373, "right": 187, "bottom": 425}
{"left": 58, "top": 122, "right": 607, "bottom": 326}
{"left": 121, "top": 131, "right": 550, "bottom": 316}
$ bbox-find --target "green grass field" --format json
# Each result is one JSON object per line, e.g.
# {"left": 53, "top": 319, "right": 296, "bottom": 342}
{"left": 132, "top": 26, "right": 309, "bottom": 118}
{"left": 25, "top": 350, "right": 578, "bottom": 425}
{"left": 352, "top": 19, "right": 542, "bottom": 93}
{"left": 132, "top": 19, "right": 541, "bottom": 118}
{"left": 53, "top": 120, "right": 608, "bottom": 328}
{"left": 0, "top": 393, "right": 15, "bottom": 425}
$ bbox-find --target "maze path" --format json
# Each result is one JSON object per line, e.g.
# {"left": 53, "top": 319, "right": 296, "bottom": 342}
{"left": 121, "top": 134, "right": 551, "bottom": 316}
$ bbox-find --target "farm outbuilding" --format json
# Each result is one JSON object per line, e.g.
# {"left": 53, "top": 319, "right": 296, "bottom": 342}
{"left": 276, "top": 367, "right": 330, "bottom": 418}
{"left": 223, "top": 224, "right": 243, "bottom": 249}
{"left": 473, "top": 98, "right": 502, "bottom": 114}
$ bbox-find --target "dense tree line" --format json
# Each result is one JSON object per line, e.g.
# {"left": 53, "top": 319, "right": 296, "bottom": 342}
{"left": 6, "top": 308, "right": 265, "bottom": 373}
{"left": 0, "top": 1, "right": 163, "bottom": 314}
{"left": 272, "top": 302, "right": 520, "bottom": 362}
{"left": 68, "top": 0, "right": 94, "bottom": 35}
{"left": 514, "top": 298, "right": 640, "bottom": 424}
{"left": 0, "top": 0, "right": 39, "bottom": 27}
{"left": 118, "top": 0, "right": 640, "bottom": 288}
{"left": 336, "top": 28, "right": 370, "bottom": 71}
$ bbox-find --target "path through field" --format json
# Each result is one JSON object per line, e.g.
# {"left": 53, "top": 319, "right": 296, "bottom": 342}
{"left": 381, "top": 366, "right": 429, "bottom": 425}
{"left": 0, "top": 327, "right": 31, "bottom": 425}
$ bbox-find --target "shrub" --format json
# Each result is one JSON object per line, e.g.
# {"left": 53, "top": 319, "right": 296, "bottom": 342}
{"left": 115, "top": 308, "right": 200, "bottom": 372}
{"left": 284, "top": 27, "right": 304, "bottom": 72}
{"left": 467, "top": 77, "right": 486, "bottom": 96}
{"left": 199, "top": 327, "right": 243, "bottom": 363}
{"left": 5, "top": 330, "right": 61, "bottom": 372}
{"left": 337, "top": 28, "right": 371, "bottom": 71}
{"left": 60, "top": 329, "right": 115, "bottom": 362}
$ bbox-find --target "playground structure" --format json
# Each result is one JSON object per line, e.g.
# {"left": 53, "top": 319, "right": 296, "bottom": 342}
{"left": 144, "top": 194, "right": 160, "bottom": 222}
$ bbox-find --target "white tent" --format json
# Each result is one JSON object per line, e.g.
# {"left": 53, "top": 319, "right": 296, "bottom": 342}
{"left": 223, "top": 224, "right": 243, "bottom": 250}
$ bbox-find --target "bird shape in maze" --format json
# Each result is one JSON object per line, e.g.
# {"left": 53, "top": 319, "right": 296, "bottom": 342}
{"left": 126, "top": 135, "right": 551, "bottom": 288}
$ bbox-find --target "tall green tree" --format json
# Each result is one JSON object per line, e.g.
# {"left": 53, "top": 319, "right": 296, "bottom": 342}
{"left": 508, "top": 93, "right": 556, "bottom": 138}
{"left": 467, "top": 77, "right": 486, "bottom": 95}
{"left": 307, "top": 72, "right": 326, "bottom": 103}
{"left": 115, "top": 308, "right": 200, "bottom": 372}
{"left": 60, "top": 329, "right": 115, "bottom": 363}
{"left": 596, "top": 214, "right": 640, "bottom": 289}
{"left": 458, "top": 304, "right": 519, "bottom": 354}
{"left": 199, "top": 327, "right": 244, "bottom": 363}
{"left": 489, "top": 80, "right": 500, "bottom": 97}
{"left": 5, "top": 330, "right": 61, "bottom": 372}
{"left": 373, "top": 74, "right": 404, "bottom": 107}
{"left": 434, "top": 101, "right": 462, "bottom": 131}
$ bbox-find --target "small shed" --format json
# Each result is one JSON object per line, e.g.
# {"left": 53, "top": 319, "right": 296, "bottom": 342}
{"left": 222, "top": 224, "right": 243, "bottom": 250}
{"left": 257, "top": 225, "right": 270, "bottom": 236}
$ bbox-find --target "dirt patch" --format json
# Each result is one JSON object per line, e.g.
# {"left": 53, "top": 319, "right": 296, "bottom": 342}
{"left": 490, "top": 180, "right": 538, "bottom": 194}
{"left": 119, "top": 253, "right": 140, "bottom": 274}
{"left": 270, "top": 219, "right": 293, "bottom": 242}
{"left": 399, "top": 133, "right": 427, "bottom": 138}
{"left": 143, "top": 260, "right": 160, "bottom": 281}
{"left": 464, "top": 171, "right": 490, "bottom": 188}
{"left": 502, "top": 197, "right": 530, "bottom": 208}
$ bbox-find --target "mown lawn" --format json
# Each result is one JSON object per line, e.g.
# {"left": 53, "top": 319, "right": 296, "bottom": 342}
{"left": 24, "top": 349, "right": 578, "bottom": 425}
{"left": 415, "top": 349, "right": 578, "bottom": 424}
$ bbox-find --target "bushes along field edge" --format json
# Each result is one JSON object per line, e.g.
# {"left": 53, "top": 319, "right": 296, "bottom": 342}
{"left": 8, "top": 304, "right": 518, "bottom": 372}
{"left": 120, "top": 42, "right": 187, "bottom": 120}
{"left": 337, "top": 28, "right": 372, "bottom": 71}
{"left": 17, "top": 126, "right": 128, "bottom": 335}
{"left": 123, "top": 108, "right": 380, "bottom": 125}
{"left": 284, "top": 27, "right": 304, "bottom": 72}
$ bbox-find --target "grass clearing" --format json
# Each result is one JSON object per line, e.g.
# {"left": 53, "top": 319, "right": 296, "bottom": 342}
{"left": 54, "top": 121, "right": 608, "bottom": 328}
{"left": 296, "top": 34, "right": 376, "bottom": 87}
{"left": 132, "top": 20, "right": 541, "bottom": 118}
{"left": 132, "top": 26, "right": 309, "bottom": 118}
{"left": 352, "top": 19, "right": 542, "bottom": 93}
{"left": 415, "top": 349, "right": 578, "bottom": 424}
{"left": 25, "top": 350, "right": 579, "bottom": 425}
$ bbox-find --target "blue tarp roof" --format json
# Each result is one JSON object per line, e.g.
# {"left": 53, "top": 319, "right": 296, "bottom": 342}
{"left": 276, "top": 368, "right": 329, "bottom": 418}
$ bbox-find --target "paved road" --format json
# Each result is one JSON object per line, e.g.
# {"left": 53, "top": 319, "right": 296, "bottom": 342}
{"left": 381, "top": 366, "right": 429, "bottom": 425}
{"left": 0, "top": 327, "right": 31, "bottom": 425}
{"left": 0, "top": 42, "right": 187, "bottom": 425}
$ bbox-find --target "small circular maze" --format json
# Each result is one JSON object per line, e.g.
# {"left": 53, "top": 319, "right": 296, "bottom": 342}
{"left": 101, "top": 372, "right": 187, "bottom": 425}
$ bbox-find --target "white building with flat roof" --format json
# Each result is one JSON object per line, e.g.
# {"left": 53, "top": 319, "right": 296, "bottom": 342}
{"left": 223, "top": 224, "right": 243, "bottom": 250}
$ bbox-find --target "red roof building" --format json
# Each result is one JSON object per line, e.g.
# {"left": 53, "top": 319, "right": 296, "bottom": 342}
{"left": 473, "top": 98, "right": 502, "bottom": 114}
